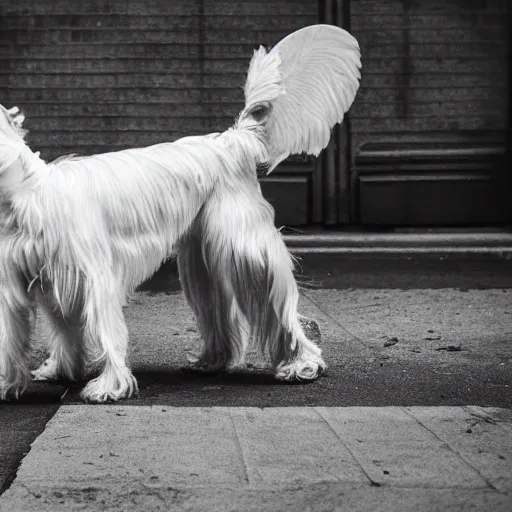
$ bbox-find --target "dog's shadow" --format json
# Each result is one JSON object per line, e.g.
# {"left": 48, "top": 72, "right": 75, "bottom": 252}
{"left": 138, "top": 367, "right": 279, "bottom": 385}
{"left": 2, "top": 381, "right": 68, "bottom": 405}
{"left": 57, "top": 366, "right": 317, "bottom": 406}
{"left": 14, "top": 363, "right": 321, "bottom": 406}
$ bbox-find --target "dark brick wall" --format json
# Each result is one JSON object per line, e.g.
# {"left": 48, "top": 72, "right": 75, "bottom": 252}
{"left": 2, "top": 0, "right": 508, "bottom": 226}
{"left": 349, "top": 0, "right": 509, "bottom": 150}
{"left": 3, "top": 0, "right": 507, "bottom": 158}
{"left": 349, "top": 0, "right": 511, "bottom": 227}
{"left": 0, "top": 0, "right": 317, "bottom": 160}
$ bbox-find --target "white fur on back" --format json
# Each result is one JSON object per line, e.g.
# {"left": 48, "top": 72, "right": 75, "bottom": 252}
{"left": 5, "top": 130, "right": 268, "bottom": 304}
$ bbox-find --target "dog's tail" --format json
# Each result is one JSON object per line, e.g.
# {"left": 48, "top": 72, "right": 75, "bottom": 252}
{"left": 234, "top": 24, "right": 361, "bottom": 173}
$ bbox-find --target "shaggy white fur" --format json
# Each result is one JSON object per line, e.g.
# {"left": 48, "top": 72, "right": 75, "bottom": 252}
{"left": 0, "top": 25, "right": 361, "bottom": 402}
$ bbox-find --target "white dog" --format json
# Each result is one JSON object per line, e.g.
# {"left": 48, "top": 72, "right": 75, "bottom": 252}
{"left": 0, "top": 25, "right": 361, "bottom": 402}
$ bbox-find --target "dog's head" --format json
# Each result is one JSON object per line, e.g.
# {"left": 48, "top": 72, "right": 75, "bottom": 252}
{"left": 0, "top": 104, "right": 29, "bottom": 188}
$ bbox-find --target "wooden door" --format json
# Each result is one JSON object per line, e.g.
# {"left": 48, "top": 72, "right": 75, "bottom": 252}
{"left": 348, "top": 0, "right": 511, "bottom": 226}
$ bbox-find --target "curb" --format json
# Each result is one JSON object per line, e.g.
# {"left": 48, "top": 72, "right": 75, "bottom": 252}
{"left": 283, "top": 232, "right": 512, "bottom": 256}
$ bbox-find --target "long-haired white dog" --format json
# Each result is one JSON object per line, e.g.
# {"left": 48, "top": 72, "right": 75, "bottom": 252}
{"left": 0, "top": 25, "right": 361, "bottom": 402}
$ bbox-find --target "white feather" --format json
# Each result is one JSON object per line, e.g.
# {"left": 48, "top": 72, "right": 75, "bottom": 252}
{"left": 239, "top": 24, "right": 361, "bottom": 171}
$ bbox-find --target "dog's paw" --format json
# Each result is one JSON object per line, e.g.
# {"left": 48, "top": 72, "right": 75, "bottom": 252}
{"left": 31, "top": 358, "right": 60, "bottom": 381}
{"left": 187, "top": 352, "right": 228, "bottom": 374}
{"left": 275, "top": 356, "right": 326, "bottom": 382}
{"left": 0, "top": 379, "right": 27, "bottom": 401}
{"left": 80, "top": 368, "right": 138, "bottom": 403}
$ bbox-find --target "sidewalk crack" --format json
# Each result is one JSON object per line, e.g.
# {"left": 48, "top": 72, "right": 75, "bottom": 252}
{"left": 401, "top": 407, "right": 498, "bottom": 491}
{"left": 228, "top": 408, "right": 250, "bottom": 484}
{"left": 314, "top": 408, "right": 381, "bottom": 487}
{"left": 301, "top": 291, "right": 361, "bottom": 342}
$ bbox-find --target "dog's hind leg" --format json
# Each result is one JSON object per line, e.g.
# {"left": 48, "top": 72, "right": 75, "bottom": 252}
{"left": 202, "top": 190, "right": 325, "bottom": 382}
{"left": 236, "top": 230, "right": 325, "bottom": 382}
{"left": 178, "top": 229, "right": 249, "bottom": 372}
{"left": 79, "top": 279, "right": 137, "bottom": 403}
{"left": 31, "top": 298, "right": 84, "bottom": 382}
{"left": 258, "top": 239, "right": 326, "bottom": 383}
{"left": 0, "top": 265, "right": 35, "bottom": 401}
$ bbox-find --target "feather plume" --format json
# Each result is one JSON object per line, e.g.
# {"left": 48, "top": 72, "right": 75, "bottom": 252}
{"left": 238, "top": 24, "right": 361, "bottom": 172}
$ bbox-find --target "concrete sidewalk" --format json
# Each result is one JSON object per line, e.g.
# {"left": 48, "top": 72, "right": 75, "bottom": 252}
{"left": 1, "top": 406, "right": 511, "bottom": 511}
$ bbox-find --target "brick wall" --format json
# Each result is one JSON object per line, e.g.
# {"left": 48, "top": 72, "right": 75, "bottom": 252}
{"left": 349, "top": 0, "right": 509, "bottom": 151}
{"left": 349, "top": 0, "right": 511, "bottom": 226}
{"left": 0, "top": 0, "right": 317, "bottom": 160}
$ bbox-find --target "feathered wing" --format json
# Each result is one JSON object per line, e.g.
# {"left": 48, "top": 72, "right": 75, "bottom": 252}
{"left": 237, "top": 24, "right": 361, "bottom": 172}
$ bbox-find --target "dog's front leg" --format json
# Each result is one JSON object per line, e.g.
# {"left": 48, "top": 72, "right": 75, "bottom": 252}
{"left": 31, "top": 296, "right": 84, "bottom": 383}
{"left": 79, "top": 280, "right": 137, "bottom": 403}
{"left": 0, "top": 265, "right": 35, "bottom": 401}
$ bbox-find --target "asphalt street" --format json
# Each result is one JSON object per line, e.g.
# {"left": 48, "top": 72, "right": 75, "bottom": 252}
{"left": 58, "top": 287, "right": 512, "bottom": 409}
{"left": 140, "top": 252, "right": 512, "bottom": 292}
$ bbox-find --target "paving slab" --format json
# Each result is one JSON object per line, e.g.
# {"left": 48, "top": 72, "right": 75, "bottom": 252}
{"left": 1, "top": 406, "right": 511, "bottom": 511}
{"left": 406, "top": 406, "right": 512, "bottom": 492}
{"left": 317, "top": 407, "right": 489, "bottom": 489}
{"left": 229, "top": 408, "right": 366, "bottom": 486}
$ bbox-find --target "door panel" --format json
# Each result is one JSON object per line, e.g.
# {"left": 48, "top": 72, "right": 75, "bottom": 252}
{"left": 259, "top": 161, "right": 315, "bottom": 227}
{"left": 349, "top": 0, "right": 511, "bottom": 226}
{"left": 356, "top": 140, "right": 509, "bottom": 225}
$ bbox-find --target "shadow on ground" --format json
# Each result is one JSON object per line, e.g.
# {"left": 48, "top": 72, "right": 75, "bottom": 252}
{"left": 51, "top": 356, "right": 512, "bottom": 408}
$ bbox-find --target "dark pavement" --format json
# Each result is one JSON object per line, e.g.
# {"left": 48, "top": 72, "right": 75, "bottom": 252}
{"left": 0, "top": 385, "right": 65, "bottom": 494}
{"left": 60, "top": 354, "right": 511, "bottom": 408}
{"left": 140, "top": 253, "right": 512, "bottom": 292}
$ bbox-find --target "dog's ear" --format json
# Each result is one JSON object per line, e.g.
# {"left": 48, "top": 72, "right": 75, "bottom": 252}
{"left": 8, "top": 107, "right": 26, "bottom": 129}
{"left": 0, "top": 105, "right": 27, "bottom": 187}
{"left": 6, "top": 106, "right": 28, "bottom": 139}
{"left": 0, "top": 105, "right": 28, "bottom": 140}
